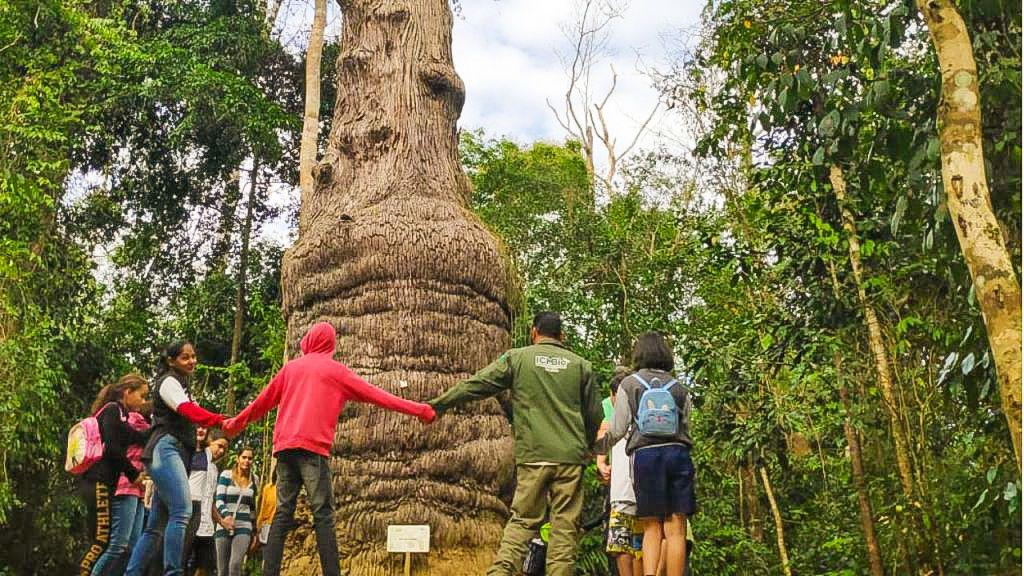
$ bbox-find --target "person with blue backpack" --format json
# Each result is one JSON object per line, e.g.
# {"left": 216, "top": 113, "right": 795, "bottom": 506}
{"left": 595, "top": 331, "right": 695, "bottom": 576}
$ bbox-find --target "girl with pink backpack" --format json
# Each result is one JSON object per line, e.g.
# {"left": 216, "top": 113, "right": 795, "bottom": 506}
{"left": 76, "top": 373, "right": 151, "bottom": 576}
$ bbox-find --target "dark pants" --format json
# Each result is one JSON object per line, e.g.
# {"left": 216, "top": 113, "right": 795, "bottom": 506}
{"left": 79, "top": 480, "right": 112, "bottom": 576}
{"left": 262, "top": 449, "right": 339, "bottom": 576}
{"left": 181, "top": 501, "right": 202, "bottom": 570}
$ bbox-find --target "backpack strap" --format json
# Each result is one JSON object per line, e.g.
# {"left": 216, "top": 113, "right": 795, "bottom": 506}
{"left": 632, "top": 374, "right": 651, "bottom": 390}
{"left": 663, "top": 379, "right": 678, "bottom": 391}
{"left": 93, "top": 401, "right": 125, "bottom": 421}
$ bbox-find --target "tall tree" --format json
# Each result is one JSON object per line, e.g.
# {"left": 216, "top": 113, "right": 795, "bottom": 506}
{"left": 227, "top": 160, "right": 261, "bottom": 413}
{"left": 915, "top": 0, "right": 1022, "bottom": 468}
{"left": 299, "top": 0, "right": 326, "bottom": 203}
{"left": 280, "top": 1, "right": 514, "bottom": 573}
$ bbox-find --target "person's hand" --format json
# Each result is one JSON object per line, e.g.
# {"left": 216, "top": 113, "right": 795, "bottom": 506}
{"left": 418, "top": 404, "right": 436, "bottom": 424}
{"left": 596, "top": 460, "right": 611, "bottom": 483}
{"left": 133, "top": 471, "right": 149, "bottom": 488}
{"left": 220, "top": 517, "right": 236, "bottom": 531}
{"left": 221, "top": 416, "right": 242, "bottom": 438}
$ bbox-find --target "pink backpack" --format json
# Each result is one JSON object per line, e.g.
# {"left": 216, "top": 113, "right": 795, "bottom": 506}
{"left": 65, "top": 402, "right": 119, "bottom": 475}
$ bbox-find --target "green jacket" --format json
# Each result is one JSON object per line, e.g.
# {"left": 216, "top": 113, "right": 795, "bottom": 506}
{"left": 429, "top": 338, "right": 603, "bottom": 465}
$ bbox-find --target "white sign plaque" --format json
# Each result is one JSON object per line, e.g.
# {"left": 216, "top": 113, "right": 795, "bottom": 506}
{"left": 387, "top": 524, "right": 430, "bottom": 554}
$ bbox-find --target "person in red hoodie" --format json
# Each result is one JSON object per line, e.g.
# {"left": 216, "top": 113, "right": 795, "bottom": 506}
{"left": 221, "top": 321, "right": 435, "bottom": 576}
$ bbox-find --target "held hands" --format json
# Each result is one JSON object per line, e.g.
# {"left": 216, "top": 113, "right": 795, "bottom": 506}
{"left": 418, "top": 404, "right": 437, "bottom": 424}
{"left": 221, "top": 416, "right": 243, "bottom": 439}
{"left": 220, "top": 516, "right": 236, "bottom": 532}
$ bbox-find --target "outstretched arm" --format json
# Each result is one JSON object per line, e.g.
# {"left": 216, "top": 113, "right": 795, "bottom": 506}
{"left": 428, "top": 352, "right": 514, "bottom": 414}
{"left": 160, "top": 377, "right": 224, "bottom": 428}
{"left": 340, "top": 364, "right": 435, "bottom": 422}
{"left": 224, "top": 368, "right": 286, "bottom": 435}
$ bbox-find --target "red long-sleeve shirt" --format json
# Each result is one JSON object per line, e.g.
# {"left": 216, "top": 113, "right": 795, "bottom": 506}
{"left": 226, "top": 322, "right": 433, "bottom": 457}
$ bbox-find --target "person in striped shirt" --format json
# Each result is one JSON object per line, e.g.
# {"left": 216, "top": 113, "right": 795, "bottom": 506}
{"left": 214, "top": 448, "right": 258, "bottom": 576}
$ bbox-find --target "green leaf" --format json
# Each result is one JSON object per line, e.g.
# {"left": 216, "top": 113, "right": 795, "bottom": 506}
{"left": 812, "top": 146, "right": 825, "bottom": 165}
{"left": 779, "top": 87, "right": 790, "bottom": 113}
{"left": 891, "top": 194, "right": 907, "bottom": 235}
{"left": 819, "top": 110, "right": 840, "bottom": 137}
{"left": 987, "top": 467, "right": 998, "bottom": 484}
{"left": 872, "top": 79, "right": 891, "bottom": 108}
{"left": 961, "top": 352, "right": 976, "bottom": 375}
{"left": 757, "top": 53, "right": 769, "bottom": 69}
{"left": 971, "top": 488, "right": 989, "bottom": 512}
{"left": 760, "top": 333, "right": 774, "bottom": 350}
{"left": 1003, "top": 482, "right": 1017, "bottom": 501}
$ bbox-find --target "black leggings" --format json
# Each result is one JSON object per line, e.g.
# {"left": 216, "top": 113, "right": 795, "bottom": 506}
{"left": 79, "top": 481, "right": 112, "bottom": 576}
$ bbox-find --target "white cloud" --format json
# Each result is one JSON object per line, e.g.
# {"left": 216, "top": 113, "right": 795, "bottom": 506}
{"left": 454, "top": 0, "right": 701, "bottom": 156}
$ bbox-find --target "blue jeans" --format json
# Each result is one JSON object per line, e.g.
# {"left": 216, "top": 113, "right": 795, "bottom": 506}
{"left": 125, "top": 435, "right": 193, "bottom": 576}
{"left": 92, "top": 495, "right": 144, "bottom": 576}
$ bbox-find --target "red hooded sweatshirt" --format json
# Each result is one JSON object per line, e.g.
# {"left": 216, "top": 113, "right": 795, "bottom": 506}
{"left": 226, "top": 322, "right": 434, "bottom": 457}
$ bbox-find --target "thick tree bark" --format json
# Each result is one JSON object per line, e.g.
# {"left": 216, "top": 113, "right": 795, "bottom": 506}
{"left": 835, "top": 354, "right": 884, "bottom": 576}
{"left": 280, "top": 1, "right": 514, "bottom": 574}
{"left": 759, "top": 466, "right": 792, "bottom": 576}
{"left": 915, "top": 0, "right": 1022, "bottom": 468}
{"left": 227, "top": 160, "right": 259, "bottom": 414}
{"left": 298, "top": 0, "right": 326, "bottom": 205}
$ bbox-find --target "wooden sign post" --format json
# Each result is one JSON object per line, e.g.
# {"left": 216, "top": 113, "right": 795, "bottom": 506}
{"left": 386, "top": 524, "right": 430, "bottom": 576}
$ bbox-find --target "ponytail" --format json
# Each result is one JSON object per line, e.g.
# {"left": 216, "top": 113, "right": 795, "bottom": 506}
{"left": 89, "top": 373, "right": 149, "bottom": 415}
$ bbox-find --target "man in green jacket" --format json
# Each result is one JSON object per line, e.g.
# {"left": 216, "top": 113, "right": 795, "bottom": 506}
{"left": 429, "top": 311, "right": 604, "bottom": 576}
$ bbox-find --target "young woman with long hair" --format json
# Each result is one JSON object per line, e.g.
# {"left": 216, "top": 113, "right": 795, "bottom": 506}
{"left": 124, "top": 341, "right": 226, "bottom": 576}
{"left": 214, "top": 447, "right": 258, "bottom": 576}
{"left": 78, "top": 373, "right": 150, "bottom": 576}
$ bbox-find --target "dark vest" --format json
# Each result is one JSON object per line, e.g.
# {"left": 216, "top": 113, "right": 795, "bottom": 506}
{"left": 142, "top": 372, "right": 196, "bottom": 462}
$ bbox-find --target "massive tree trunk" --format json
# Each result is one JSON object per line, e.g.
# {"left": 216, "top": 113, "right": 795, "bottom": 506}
{"left": 280, "top": 1, "right": 514, "bottom": 574}
{"left": 915, "top": 0, "right": 1023, "bottom": 468}
{"left": 298, "top": 0, "right": 326, "bottom": 203}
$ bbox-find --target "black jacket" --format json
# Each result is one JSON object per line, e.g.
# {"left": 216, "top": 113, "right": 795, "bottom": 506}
{"left": 142, "top": 372, "right": 196, "bottom": 463}
{"left": 82, "top": 402, "right": 149, "bottom": 486}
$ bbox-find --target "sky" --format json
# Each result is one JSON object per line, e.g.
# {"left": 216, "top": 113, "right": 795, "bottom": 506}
{"left": 263, "top": 0, "right": 702, "bottom": 243}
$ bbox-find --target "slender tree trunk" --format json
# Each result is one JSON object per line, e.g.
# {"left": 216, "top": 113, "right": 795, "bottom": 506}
{"left": 830, "top": 165, "right": 917, "bottom": 503}
{"left": 741, "top": 456, "right": 763, "bottom": 543}
{"left": 759, "top": 466, "right": 792, "bottom": 576}
{"left": 227, "top": 159, "right": 259, "bottom": 414}
{"left": 915, "top": 0, "right": 1023, "bottom": 468}
{"left": 835, "top": 354, "right": 885, "bottom": 576}
{"left": 298, "top": 0, "right": 326, "bottom": 209}
{"left": 281, "top": 1, "right": 513, "bottom": 573}
{"left": 831, "top": 164, "right": 940, "bottom": 573}
{"left": 209, "top": 169, "right": 241, "bottom": 272}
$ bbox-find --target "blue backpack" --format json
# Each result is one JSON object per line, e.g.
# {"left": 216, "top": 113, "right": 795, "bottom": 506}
{"left": 634, "top": 374, "right": 679, "bottom": 437}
